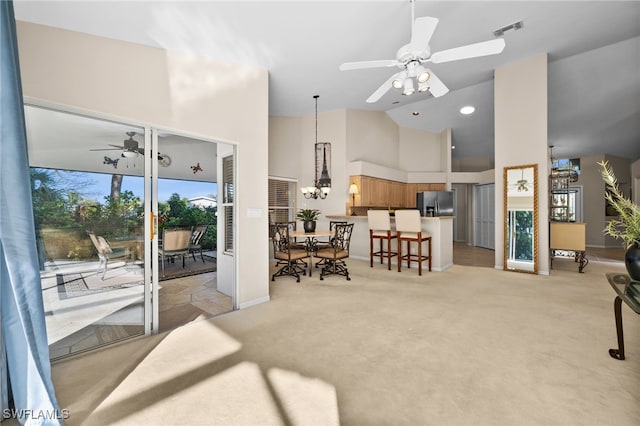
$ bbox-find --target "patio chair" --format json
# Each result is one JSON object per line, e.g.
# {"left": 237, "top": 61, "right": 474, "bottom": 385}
{"left": 189, "top": 224, "right": 209, "bottom": 262}
{"left": 87, "top": 231, "right": 129, "bottom": 280}
{"left": 159, "top": 228, "right": 192, "bottom": 276}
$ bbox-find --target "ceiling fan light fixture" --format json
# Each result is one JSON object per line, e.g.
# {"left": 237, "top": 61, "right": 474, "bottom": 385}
{"left": 122, "top": 151, "right": 138, "bottom": 158}
{"left": 402, "top": 78, "right": 415, "bottom": 96}
{"left": 417, "top": 70, "right": 430, "bottom": 83}
{"left": 417, "top": 81, "right": 430, "bottom": 92}
{"left": 392, "top": 72, "right": 406, "bottom": 89}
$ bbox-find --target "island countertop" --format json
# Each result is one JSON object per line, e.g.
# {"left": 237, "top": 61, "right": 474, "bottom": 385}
{"left": 323, "top": 214, "right": 453, "bottom": 271}
{"left": 326, "top": 215, "right": 453, "bottom": 220}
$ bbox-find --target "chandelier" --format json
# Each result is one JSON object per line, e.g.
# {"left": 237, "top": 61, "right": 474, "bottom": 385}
{"left": 301, "top": 95, "right": 331, "bottom": 199}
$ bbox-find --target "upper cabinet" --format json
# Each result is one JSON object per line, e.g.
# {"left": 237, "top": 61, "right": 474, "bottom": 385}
{"left": 350, "top": 175, "right": 445, "bottom": 209}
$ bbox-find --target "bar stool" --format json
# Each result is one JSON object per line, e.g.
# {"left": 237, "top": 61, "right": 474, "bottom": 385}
{"left": 395, "top": 209, "right": 431, "bottom": 276}
{"left": 367, "top": 210, "right": 397, "bottom": 270}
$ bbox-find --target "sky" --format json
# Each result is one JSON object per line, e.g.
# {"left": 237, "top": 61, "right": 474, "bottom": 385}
{"left": 45, "top": 169, "right": 217, "bottom": 203}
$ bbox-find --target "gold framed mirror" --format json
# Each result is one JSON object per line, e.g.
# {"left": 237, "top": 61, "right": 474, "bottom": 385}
{"left": 504, "top": 164, "right": 538, "bottom": 274}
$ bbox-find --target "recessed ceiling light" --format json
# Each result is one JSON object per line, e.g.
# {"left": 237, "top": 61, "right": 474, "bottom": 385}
{"left": 460, "top": 106, "right": 475, "bottom": 115}
{"left": 451, "top": 145, "right": 456, "bottom": 150}
{"left": 412, "top": 111, "right": 420, "bottom": 116}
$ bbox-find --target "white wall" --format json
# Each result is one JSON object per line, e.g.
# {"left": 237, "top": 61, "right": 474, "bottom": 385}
{"left": 495, "top": 54, "right": 550, "bottom": 274}
{"left": 17, "top": 21, "right": 270, "bottom": 307}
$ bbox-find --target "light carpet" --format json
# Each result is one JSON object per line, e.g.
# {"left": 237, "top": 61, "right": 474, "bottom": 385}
{"left": 49, "top": 258, "right": 639, "bottom": 425}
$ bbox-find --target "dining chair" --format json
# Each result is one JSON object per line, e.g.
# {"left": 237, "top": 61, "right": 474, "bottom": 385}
{"left": 315, "top": 223, "right": 354, "bottom": 281}
{"left": 315, "top": 220, "right": 348, "bottom": 269}
{"left": 271, "top": 222, "right": 310, "bottom": 282}
{"left": 395, "top": 209, "right": 431, "bottom": 275}
{"left": 367, "top": 210, "right": 398, "bottom": 270}
{"left": 158, "top": 228, "right": 192, "bottom": 276}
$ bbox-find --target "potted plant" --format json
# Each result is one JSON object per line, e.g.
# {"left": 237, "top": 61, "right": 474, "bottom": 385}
{"left": 598, "top": 160, "right": 640, "bottom": 280}
{"left": 296, "top": 208, "right": 321, "bottom": 233}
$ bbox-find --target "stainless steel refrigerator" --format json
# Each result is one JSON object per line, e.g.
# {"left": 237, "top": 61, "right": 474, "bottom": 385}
{"left": 416, "top": 191, "right": 455, "bottom": 216}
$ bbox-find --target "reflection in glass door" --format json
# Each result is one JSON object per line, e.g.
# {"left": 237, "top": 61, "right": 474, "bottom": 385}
{"left": 25, "top": 105, "right": 149, "bottom": 360}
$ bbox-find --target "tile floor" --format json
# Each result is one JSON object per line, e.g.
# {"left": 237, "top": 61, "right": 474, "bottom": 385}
{"left": 43, "top": 255, "right": 232, "bottom": 360}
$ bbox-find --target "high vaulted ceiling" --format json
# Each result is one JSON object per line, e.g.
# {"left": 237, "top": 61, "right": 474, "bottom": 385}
{"left": 14, "top": 1, "right": 640, "bottom": 163}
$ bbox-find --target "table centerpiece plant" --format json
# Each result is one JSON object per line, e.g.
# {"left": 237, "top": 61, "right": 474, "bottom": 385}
{"left": 598, "top": 160, "right": 640, "bottom": 280}
{"left": 297, "top": 208, "right": 321, "bottom": 233}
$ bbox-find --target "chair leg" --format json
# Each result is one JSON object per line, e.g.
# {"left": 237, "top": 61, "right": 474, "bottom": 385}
{"left": 387, "top": 236, "right": 392, "bottom": 270}
{"left": 369, "top": 233, "right": 374, "bottom": 267}
{"left": 406, "top": 241, "right": 411, "bottom": 270}
{"left": 428, "top": 238, "right": 432, "bottom": 271}
{"left": 418, "top": 239, "right": 422, "bottom": 276}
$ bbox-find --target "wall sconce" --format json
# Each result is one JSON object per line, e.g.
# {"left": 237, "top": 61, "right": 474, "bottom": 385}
{"left": 349, "top": 183, "right": 359, "bottom": 216}
{"left": 301, "top": 95, "right": 331, "bottom": 200}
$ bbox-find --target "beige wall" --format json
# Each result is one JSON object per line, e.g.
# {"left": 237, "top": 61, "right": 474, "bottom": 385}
{"left": 270, "top": 109, "right": 449, "bottom": 221}
{"left": 495, "top": 54, "right": 550, "bottom": 274}
{"left": 346, "top": 109, "right": 399, "bottom": 169}
{"left": 398, "top": 127, "right": 442, "bottom": 172}
{"left": 269, "top": 116, "right": 305, "bottom": 180}
{"left": 17, "top": 21, "right": 270, "bottom": 307}
{"left": 269, "top": 110, "right": 348, "bottom": 227}
{"left": 632, "top": 158, "right": 640, "bottom": 206}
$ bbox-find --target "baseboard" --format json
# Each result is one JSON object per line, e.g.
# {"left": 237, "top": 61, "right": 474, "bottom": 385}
{"left": 238, "top": 295, "right": 270, "bottom": 309}
{"left": 432, "top": 263, "right": 453, "bottom": 272}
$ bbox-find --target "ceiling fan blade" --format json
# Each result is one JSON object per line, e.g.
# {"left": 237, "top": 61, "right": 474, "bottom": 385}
{"left": 408, "top": 17, "right": 439, "bottom": 52}
{"left": 366, "top": 72, "right": 401, "bottom": 103}
{"left": 339, "top": 60, "right": 399, "bottom": 71}
{"left": 424, "top": 69, "right": 449, "bottom": 97}
{"left": 90, "top": 148, "right": 121, "bottom": 151}
{"left": 431, "top": 38, "right": 505, "bottom": 64}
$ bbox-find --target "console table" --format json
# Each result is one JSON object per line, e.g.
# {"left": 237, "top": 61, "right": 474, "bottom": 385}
{"left": 605, "top": 273, "right": 640, "bottom": 360}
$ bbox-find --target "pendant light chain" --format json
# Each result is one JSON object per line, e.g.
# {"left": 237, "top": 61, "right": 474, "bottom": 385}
{"left": 314, "top": 95, "right": 319, "bottom": 184}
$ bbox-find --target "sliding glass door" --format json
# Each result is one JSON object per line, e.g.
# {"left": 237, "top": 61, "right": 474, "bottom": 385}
{"left": 25, "top": 105, "right": 235, "bottom": 360}
{"left": 25, "top": 105, "right": 149, "bottom": 359}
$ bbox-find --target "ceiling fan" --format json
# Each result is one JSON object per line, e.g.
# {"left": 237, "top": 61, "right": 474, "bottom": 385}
{"left": 339, "top": 0, "right": 506, "bottom": 103}
{"left": 512, "top": 169, "right": 531, "bottom": 192}
{"left": 91, "top": 132, "right": 171, "bottom": 166}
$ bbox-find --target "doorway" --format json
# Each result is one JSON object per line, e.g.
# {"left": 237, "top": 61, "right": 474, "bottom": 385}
{"left": 25, "top": 104, "right": 235, "bottom": 360}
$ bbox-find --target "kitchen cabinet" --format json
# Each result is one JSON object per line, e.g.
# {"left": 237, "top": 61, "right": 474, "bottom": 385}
{"left": 350, "top": 175, "right": 446, "bottom": 209}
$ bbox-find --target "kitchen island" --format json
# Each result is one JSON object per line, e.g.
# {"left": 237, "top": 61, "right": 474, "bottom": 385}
{"left": 325, "top": 214, "right": 453, "bottom": 271}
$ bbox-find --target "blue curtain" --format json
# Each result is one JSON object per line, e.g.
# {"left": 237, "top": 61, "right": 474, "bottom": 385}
{"left": 0, "top": 1, "right": 61, "bottom": 424}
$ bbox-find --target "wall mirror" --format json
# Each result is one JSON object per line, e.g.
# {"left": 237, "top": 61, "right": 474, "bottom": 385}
{"left": 504, "top": 164, "right": 538, "bottom": 274}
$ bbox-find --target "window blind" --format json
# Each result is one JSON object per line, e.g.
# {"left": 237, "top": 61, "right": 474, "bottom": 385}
{"left": 222, "top": 156, "right": 234, "bottom": 252}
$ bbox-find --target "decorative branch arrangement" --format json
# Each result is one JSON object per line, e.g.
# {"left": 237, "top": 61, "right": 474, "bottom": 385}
{"left": 598, "top": 160, "right": 640, "bottom": 248}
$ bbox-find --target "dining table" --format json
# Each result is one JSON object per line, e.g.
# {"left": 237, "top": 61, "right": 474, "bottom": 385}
{"left": 291, "top": 229, "right": 334, "bottom": 277}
